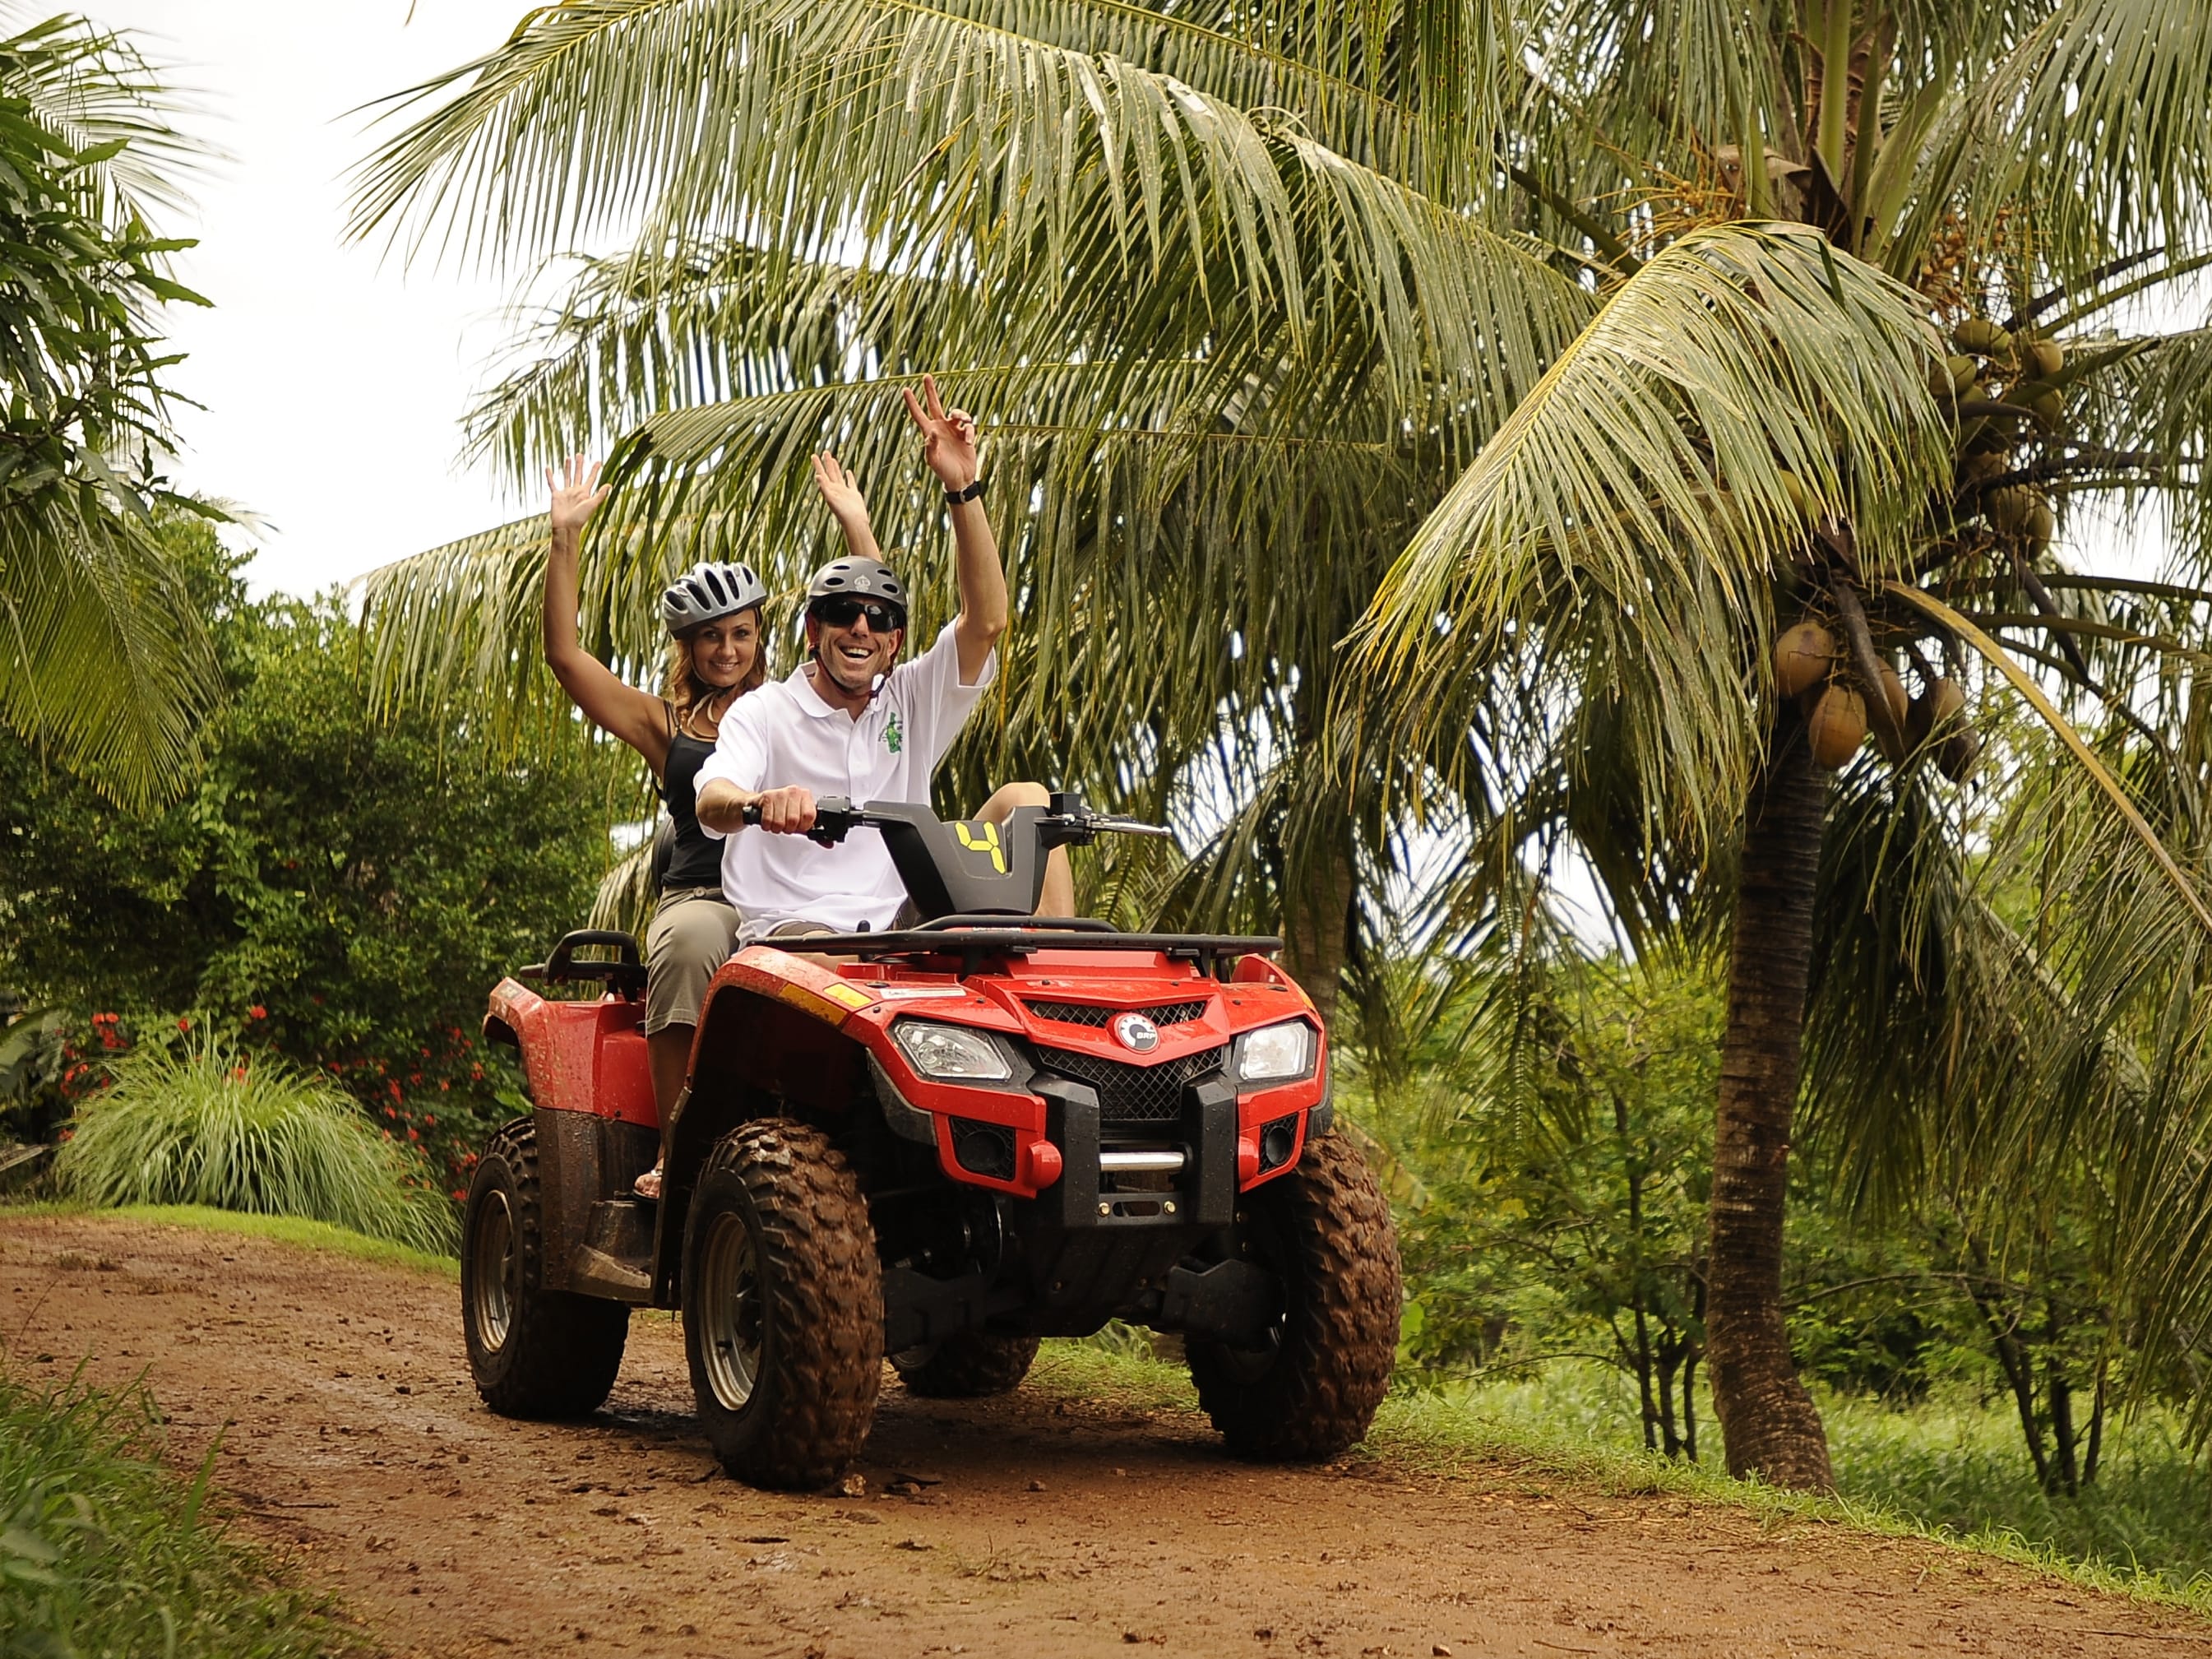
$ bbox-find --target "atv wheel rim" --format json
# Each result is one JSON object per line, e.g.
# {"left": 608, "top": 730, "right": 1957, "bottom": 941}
{"left": 470, "top": 1189, "right": 516, "bottom": 1352}
{"left": 698, "top": 1211, "right": 764, "bottom": 1411}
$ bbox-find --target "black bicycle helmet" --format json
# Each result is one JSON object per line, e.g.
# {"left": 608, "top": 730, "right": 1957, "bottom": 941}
{"left": 661, "top": 560, "right": 768, "bottom": 635}
{"left": 804, "top": 555, "right": 907, "bottom": 623}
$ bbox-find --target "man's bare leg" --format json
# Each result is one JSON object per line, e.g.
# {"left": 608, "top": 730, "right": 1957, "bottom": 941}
{"left": 976, "top": 781, "right": 1075, "bottom": 917}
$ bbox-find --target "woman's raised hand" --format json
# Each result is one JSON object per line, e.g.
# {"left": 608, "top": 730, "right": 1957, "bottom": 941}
{"left": 810, "top": 450, "right": 871, "bottom": 528}
{"left": 548, "top": 455, "right": 609, "bottom": 540}
{"left": 900, "top": 374, "right": 979, "bottom": 491}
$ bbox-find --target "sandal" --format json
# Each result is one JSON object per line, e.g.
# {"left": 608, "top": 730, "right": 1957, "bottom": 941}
{"left": 633, "top": 1162, "right": 664, "bottom": 1201}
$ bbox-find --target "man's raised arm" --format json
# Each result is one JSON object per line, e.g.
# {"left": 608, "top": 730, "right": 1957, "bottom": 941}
{"left": 902, "top": 373, "right": 1005, "bottom": 684}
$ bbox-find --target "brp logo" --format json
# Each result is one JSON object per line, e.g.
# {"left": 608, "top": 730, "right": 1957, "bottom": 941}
{"left": 1112, "top": 1013, "right": 1161, "bottom": 1054}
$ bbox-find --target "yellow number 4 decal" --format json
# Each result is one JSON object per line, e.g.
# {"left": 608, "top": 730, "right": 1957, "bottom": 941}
{"left": 955, "top": 820, "right": 1007, "bottom": 874}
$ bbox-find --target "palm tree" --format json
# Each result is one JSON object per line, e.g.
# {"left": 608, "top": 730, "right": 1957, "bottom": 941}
{"left": 0, "top": 9, "right": 217, "bottom": 807}
{"left": 1348, "top": 6, "right": 2212, "bottom": 1489}
{"left": 349, "top": 0, "right": 2212, "bottom": 1486}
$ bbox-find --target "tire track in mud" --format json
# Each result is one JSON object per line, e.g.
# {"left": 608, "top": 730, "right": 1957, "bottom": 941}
{"left": 3, "top": 1214, "right": 2205, "bottom": 1658}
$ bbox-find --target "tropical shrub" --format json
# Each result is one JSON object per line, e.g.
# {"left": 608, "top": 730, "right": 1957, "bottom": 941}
{"left": 53, "top": 1037, "right": 454, "bottom": 1252}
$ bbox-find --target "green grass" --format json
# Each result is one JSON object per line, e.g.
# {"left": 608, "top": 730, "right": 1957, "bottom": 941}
{"left": 53, "top": 1038, "right": 455, "bottom": 1254}
{"left": 0, "top": 1362, "right": 358, "bottom": 1657}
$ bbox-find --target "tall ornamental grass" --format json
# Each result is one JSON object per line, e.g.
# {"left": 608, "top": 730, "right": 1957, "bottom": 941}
{"left": 54, "top": 1039, "right": 455, "bottom": 1253}
{"left": 0, "top": 1364, "right": 351, "bottom": 1657}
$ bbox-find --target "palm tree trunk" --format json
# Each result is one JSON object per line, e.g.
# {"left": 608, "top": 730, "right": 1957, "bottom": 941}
{"left": 1281, "top": 814, "right": 1356, "bottom": 1036}
{"left": 1705, "top": 712, "right": 1835, "bottom": 1491}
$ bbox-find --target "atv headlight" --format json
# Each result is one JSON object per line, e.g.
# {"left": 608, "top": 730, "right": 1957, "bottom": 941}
{"left": 1234, "top": 1019, "right": 1315, "bottom": 1084}
{"left": 893, "top": 1020, "right": 1012, "bottom": 1081}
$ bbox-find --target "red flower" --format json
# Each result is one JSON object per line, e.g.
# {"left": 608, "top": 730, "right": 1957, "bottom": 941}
{"left": 450, "top": 1189, "right": 465, "bottom": 1202}
{"left": 248, "top": 1005, "right": 267, "bottom": 1021}
{"left": 407, "top": 1128, "right": 420, "bottom": 1142}
{"left": 176, "top": 1016, "right": 192, "bottom": 1033}
{"left": 58, "top": 1129, "right": 73, "bottom": 1142}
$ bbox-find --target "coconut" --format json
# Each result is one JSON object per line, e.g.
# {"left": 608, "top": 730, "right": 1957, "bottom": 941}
{"left": 1872, "top": 663, "right": 1911, "bottom": 762}
{"left": 1907, "top": 679, "right": 1968, "bottom": 750}
{"left": 1807, "top": 683, "right": 1869, "bottom": 769}
{"left": 1776, "top": 469, "right": 1814, "bottom": 518}
{"left": 1937, "top": 724, "right": 1983, "bottom": 783}
{"left": 1948, "top": 354, "right": 1981, "bottom": 393}
{"left": 1960, "top": 449, "right": 2011, "bottom": 486}
{"left": 2026, "top": 497, "right": 2057, "bottom": 545}
{"left": 1954, "top": 317, "right": 2014, "bottom": 357}
{"left": 1775, "top": 621, "right": 1836, "bottom": 699}
{"left": 1988, "top": 485, "right": 2045, "bottom": 535}
{"left": 2027, "top": 340, "right": 2065, "bottom": 379}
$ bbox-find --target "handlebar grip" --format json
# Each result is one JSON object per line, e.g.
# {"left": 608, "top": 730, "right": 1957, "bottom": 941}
{"left": 739, "top": 795, "right": 860, "bottom": 845}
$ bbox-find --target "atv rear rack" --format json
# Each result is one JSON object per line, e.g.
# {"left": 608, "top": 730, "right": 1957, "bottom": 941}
{"left": 787, "top": 920, "right": 1282, "bottom": 975}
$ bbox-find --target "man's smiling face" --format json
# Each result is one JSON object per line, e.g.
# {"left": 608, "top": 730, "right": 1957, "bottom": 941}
{"left": 807, "top": 598, "right": 905, "bottom": 694}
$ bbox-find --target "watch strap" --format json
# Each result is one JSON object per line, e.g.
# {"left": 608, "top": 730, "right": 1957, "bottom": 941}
{"left": 943, "top": 476, "right": 986, "bottom": 504}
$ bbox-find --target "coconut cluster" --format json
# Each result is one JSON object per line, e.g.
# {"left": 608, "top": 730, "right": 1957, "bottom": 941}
{"left": 1936, "top": 316, "right": 2067, "bottom": 563}
{"left": 1774, "top": 619, "right": 1978, "bottom": 780}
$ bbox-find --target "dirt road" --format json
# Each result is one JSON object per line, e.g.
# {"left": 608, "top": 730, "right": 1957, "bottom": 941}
{"left": 2, "top": 1214, "right": 2203, "bottom": 1657}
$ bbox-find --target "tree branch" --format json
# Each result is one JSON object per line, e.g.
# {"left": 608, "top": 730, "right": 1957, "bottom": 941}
{"left": 1827, "top": 561, "right": 1909, "bottom": 757}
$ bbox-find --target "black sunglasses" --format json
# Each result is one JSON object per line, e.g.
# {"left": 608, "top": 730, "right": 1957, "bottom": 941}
{"left": 811, "top": 597, "right": 905, "bottom": 632}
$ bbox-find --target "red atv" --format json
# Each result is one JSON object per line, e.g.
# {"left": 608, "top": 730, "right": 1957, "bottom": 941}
{"left": 463, "top": 791, "right": 1400, "bottom": 1490}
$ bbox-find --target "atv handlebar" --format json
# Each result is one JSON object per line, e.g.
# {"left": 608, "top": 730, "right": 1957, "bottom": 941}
{"left": 738, "top": 791, "right": 1169, "bottom": 849}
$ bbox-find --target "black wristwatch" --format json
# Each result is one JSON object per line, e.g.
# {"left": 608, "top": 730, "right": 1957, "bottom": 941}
{"left": 944, "top": 476, "right": 986, "bottom": 505}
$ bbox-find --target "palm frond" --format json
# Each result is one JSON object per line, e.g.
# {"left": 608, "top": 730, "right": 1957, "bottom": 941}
{"left": 349, "top": 0, "right": 1502, "bottom": 276}
{"left": 1344, "top": 223, "right": 1951, "bottom": 858}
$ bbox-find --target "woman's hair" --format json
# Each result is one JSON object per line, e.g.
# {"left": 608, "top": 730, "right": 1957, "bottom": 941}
{"left": 662, "top": 605, "right": 767, "bottom": 724}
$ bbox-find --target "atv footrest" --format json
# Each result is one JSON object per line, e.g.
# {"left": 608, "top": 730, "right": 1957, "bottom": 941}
{"left": 569, "top": 1198, "right": 655, "bottom": 1303}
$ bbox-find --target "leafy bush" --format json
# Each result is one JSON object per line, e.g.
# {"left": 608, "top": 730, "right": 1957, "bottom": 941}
{"left": 0, "top": 1365, "right": 350, "bottom": 1657}
{"left": 53, "top": 1038, "right": 454, "bottom": 1253}
{"left": 0, "top": 517, "right": 613, "bottom": 1189}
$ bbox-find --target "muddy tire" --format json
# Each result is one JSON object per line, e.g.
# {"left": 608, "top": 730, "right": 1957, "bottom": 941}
{"left": 891, "top": 1330, "right": 1040, "bottom": 1399}
{"left": 682, "top": 1119, "right": 882, "bottom": 1490}
{"left": 461, "top": 1119, "right": 629, "bottom": 1418}
{"left": 1187, "top": 1131, "right": 1400, "bottom": 1460}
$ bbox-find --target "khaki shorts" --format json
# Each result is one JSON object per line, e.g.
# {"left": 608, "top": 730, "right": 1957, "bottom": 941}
{"left": 644, "top": 887, "right": 742, "bottom": 1035}
{"left": 766, "top": 901, "right": 921, "bottom": 943}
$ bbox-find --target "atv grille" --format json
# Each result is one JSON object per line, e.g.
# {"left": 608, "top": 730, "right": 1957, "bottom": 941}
{"left": 1025, "top": 999, "right": 1209, "bottom": 1029}
{"left": 1033, "top": 1044, "right": 1228, "bottom": 1124}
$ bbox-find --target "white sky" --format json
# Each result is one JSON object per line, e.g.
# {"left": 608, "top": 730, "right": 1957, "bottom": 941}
{"left": 90, "top": 1, "right": 539, "bottom": 598}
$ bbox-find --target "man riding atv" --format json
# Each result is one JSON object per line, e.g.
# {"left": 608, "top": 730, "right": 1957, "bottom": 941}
{"left": 694, "top": 374, "right": 1071, "bottom": 937}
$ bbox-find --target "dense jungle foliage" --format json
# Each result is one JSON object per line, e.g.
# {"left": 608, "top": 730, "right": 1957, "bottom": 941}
{"left": 0, "top": 517, "right": 609, "bottom": 1190}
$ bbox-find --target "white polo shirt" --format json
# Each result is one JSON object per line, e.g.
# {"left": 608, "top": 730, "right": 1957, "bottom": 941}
{"left": 695, "top": 623, "right": 997, "bottom": 941}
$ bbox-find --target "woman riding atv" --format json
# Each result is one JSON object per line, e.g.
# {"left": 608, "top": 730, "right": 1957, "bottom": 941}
{"left": 539, "top": 452, "right": 879, "bottom": 1198}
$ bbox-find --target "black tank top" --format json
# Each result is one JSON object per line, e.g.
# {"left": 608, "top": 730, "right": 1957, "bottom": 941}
{"left": 659, "top": 717, "right": 724, "bottom": 892}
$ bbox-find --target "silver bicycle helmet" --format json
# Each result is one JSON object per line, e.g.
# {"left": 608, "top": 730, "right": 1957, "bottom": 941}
{"left": 661, "top": 561, "right": 768, "bottom": 634}
{"left": 804, "top": 555, "right": 908, "bottom": 621}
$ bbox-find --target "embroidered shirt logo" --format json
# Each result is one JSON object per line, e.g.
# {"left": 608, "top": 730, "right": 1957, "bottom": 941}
{"left": 883, "top": 712, "right": 904, "bottom": 754}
